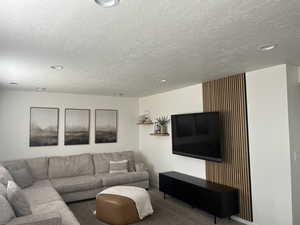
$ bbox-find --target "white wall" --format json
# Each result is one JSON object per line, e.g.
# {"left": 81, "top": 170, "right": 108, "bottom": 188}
{"left": 286, "top": 65, "right": 300, "bottom": 225}
{"left": 138, "top": 84, "right": 205, "bottom": 186}
{"left": 0, "top": 90, "right": 139, "bottom": 161}
{"left": 246, "top": 65, "right": 293, "bottom": 225}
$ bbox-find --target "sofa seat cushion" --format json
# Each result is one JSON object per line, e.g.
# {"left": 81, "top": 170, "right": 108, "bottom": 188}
{"left": 98, "top": 172, "right": 149, "bottom": 187}
{"left": 32, "top": 200, "right": 80, "bottom": 225}
{"left": 51, "top": 176, "right": 102, "bottom": 194}
{"left": 23, "top": 180, "right": 62, "bottom": 208}
{"left": 49, "top": 154, "right": 93, "bottom": 179}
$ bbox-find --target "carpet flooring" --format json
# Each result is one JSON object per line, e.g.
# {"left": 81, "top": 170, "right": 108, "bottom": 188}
{"left": 68, "top": 189, "right": 244, "bottom": 225}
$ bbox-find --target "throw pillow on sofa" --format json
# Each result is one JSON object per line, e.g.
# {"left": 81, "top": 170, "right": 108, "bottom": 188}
{"left": 7, "top": 181, "right": 32, "bottom": 217}
{"left": 0, "top": 183, "right": 6, "bottom": 197}
{"left": 0, "top": 195, "right": 16, "bottom": 225}
{"left": 3, "top": 161, "right": 33, "bottom": 188}
{"left": 0, "top": 166, "right": 14, "bottom": 186}
{"left": 109, "top": 160, "right": 128, "bottom": 174}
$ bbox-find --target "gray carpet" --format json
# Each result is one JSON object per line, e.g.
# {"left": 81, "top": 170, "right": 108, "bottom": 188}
{"left": 68, "top": 190, "right": 244, "bottom": 225}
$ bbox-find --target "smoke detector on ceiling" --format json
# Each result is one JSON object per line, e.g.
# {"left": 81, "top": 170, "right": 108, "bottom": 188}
{"left": 95, "top": 0, "right": 120, "bottom": 7}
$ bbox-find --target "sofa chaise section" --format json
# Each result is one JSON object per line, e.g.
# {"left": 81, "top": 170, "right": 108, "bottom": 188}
{"left": 22, "top": 180, "right": 79, "bottom": 225}
{"left": 22, "top": 180, "right": 62, "bottom": 208}
{"left": 31, "top": 201, "right": 80, "bottom": 225}
{"left": 22, "top": 179, "right": 83, "bottom": 225}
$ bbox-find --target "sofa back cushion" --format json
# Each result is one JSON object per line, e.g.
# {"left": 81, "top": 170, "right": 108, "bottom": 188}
{"left": 1, "top": 160, "right": 33, "bottom": 188}
{"left": 26, "top": 157, "right": 48, "bottom": 180}
{"left": 93, "top": 151, "right": 135, "bottom": 174}
{"left": 48, "top": 154, "right": 93, "bottom": 179}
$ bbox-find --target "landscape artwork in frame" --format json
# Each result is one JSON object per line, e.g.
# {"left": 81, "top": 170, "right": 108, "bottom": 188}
{"left": 65, "top": 109, "right": 90, "bottom": 145}
{"left": 95, "top": 109, "right": 118, "bottom": 143}
{"left": 30, "top": 107, "right": 59, "bottom": 147}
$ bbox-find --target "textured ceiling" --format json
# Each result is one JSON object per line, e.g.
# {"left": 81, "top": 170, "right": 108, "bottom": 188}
{"left": 0, "top": 0, "right": 300, "bottom": 97}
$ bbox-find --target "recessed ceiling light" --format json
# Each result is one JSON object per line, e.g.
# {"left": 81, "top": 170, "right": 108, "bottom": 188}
{"left": 50, "top": 65, "right": 64, "bottom": 70}
{"left": 8, "top": 82, "right": 18, "bottom": 85}
{"left": 258, "top": 44, "right": 278, "bottom": 51}
{"left": 95, "top": 0, "right": 120, "bottom": 7}
{"left": 36, "top": 87, "right": 47, "bottom": 92}
{"left": 161, "top": 79, "right": 167, "bottom": 83}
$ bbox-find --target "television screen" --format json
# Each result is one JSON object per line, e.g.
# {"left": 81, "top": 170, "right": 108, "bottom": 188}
{"left": 171, "top": 112, "right": 222, "bottom": 162}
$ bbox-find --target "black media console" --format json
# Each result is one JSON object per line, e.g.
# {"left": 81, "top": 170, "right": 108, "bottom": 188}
{"left": 159, "top": 171, "right": 239, "bottom": 224}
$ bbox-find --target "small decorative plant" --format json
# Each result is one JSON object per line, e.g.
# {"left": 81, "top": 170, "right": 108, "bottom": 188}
{"left": 156, "top": 116, "right": 170, "bottom": 134}
{"left": 156, "top": 116, "right": 170, "bottom": 126}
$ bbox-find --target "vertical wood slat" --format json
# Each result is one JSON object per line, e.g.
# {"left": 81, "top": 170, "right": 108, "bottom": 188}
{"left": 203, "top": 74, "right": 253, "bottom": 221}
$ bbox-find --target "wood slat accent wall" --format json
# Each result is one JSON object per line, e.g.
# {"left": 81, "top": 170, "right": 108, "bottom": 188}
{"left": 203, "top": 74, "right": 253, "bottom": 221}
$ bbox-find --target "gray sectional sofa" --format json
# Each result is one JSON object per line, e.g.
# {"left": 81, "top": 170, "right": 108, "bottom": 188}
{"left": 0, "top": 151, "right": 149, "bottom": 225}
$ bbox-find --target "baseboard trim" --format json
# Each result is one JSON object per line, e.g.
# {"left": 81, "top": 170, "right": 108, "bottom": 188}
{"left": 232, "top": 216, "right": 257, "bottom": 225}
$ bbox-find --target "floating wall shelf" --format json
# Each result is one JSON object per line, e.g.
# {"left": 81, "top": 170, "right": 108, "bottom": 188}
{"left": 150, "top": 133, "right": 170, "bottom": 136}
{"left": 137, "top": 122, "right": 154, "bottom": 125}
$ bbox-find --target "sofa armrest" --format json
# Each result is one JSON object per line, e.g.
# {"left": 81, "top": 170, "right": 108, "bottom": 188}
{"left": 7, "top": 212, "right": 61, "bottom": 225}
{"left": 135, "top": 162, "right": 147, "bottom": 172}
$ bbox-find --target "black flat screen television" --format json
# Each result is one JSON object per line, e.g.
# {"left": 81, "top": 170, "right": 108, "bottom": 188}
{"left": 171, "top": 112, "right": 222, "bottom": 162}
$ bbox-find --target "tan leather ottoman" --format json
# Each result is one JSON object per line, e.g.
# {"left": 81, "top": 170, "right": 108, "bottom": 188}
{"left": 96, "top": 194, "right": 140, "bottom": 225}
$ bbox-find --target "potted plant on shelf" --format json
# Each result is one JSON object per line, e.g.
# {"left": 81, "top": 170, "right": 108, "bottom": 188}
{"left": 156, "top": 116, "right": 170, "bottom": 134}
